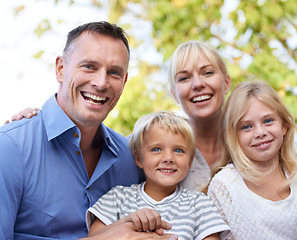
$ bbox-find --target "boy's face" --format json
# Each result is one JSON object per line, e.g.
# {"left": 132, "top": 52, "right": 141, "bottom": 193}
{"left": 135, "top": 125, "right": 192, "bottom": 200}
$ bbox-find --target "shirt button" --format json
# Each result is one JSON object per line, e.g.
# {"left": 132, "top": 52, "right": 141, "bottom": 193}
{"left": 76, "top": 151, "right": 81, "bottom": 155}
{"left": 73, "top": 132, "right": 79, "bottom": 138}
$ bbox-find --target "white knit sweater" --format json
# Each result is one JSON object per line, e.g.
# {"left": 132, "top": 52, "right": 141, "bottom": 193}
{"left": 208, "top": 164, "right": 297, "bottom": 240}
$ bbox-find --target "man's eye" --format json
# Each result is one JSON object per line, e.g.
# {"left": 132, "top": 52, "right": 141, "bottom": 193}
{"left": 83, "top": 65, "right": 94, "bottom": 70}
{"left": 108, "top": 70, "right": 122, "bottom": 77}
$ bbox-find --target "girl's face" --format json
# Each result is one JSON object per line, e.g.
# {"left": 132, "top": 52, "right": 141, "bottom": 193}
{"left": 135, "top": 125, "right": 192, "bottom": 200}
{"left": 173, "top": 52, "right": 231, "bottom": 122}
{"left": 237, "top": 97, "right": 288, "bottom": 167}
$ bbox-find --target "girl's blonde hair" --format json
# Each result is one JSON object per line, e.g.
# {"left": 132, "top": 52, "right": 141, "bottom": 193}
{"left": 214, "top": 81, "right": 297, "bottom": 185}
{"left": 129, "top": 111, "right": 196, "bottom": 162}
{"left": 168, "top": 40, "right": 229, "bottom": 97}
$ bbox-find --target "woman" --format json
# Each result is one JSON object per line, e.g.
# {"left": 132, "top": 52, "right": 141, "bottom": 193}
{"left": 168, "top": 41, "right": 231, "bottom": 191}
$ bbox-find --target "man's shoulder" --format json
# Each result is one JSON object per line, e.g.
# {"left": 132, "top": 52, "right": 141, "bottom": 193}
{"left": 0, "top": 112, "right": 43, "bottom": 136}
{"left": 102, "top": 124, "right": 130, "bottom": 149}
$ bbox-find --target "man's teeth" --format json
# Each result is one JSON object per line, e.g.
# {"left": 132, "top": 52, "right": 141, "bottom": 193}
{"left": 192, "top": 95, "right": 211, "bottom": 102}
{"left": 83, "top": 92, "right": 106, "bottom": 101}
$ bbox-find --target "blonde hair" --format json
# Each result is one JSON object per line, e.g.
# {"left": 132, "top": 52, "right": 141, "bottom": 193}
{"left": 215, "top": 81, "right": 297, "bottom": 185}
{"left": 168, "top": 40, "right": 229, "bottom": 97}
{"left": 129, "top": 111, "right": 196, "bottom": 162}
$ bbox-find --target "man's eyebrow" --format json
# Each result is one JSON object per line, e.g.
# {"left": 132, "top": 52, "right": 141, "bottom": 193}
{"left": 78, "top": 59, "right": 98, "bottom": 65}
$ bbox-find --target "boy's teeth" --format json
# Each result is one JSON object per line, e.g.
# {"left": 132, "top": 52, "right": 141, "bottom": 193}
{"left": 160, "top": 169, "right": 175, "bottom": 173}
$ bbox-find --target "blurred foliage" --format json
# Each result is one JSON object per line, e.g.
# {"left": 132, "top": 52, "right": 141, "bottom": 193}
{"left": 109, "top": 0, "right": 297, "bottom": 129}
{"left": 104, "top": 61, "right": 177, "bottom": 136}
{"left": 18, "top": 0, "right": 297, "bottom": 134}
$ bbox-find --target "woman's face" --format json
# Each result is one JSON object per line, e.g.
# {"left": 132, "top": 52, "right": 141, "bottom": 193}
{"left": 173, "top": 52, "right": 231, "bottom": 122}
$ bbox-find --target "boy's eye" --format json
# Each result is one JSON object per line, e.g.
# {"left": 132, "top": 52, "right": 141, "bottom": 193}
{"left": 152, "top": 147, "right": 161, "bottom": 152}
{"left": 174, "top": 148, "right": 184, "bottom": 153}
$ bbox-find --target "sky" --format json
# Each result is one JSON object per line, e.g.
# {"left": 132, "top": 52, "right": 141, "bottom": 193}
{"left": 0, "top": 0, "right": 110, "bottom": 124}
{"left": 0, "top": 0, "right": 163, "bottom": 125}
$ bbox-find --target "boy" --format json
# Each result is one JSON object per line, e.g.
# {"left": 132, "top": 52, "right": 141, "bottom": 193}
{"left": 86, "top": 111, "right": 230, "bottom": 240}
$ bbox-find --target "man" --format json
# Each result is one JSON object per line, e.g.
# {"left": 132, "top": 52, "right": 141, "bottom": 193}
{"left": 0, "top": 22, "right": 174, "bottom": 240}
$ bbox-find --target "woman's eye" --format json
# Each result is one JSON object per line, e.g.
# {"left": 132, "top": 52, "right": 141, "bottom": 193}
{"left": 204, "top": 71, "right": 214, "bottom": 76}
{"left": 177, "top": 77, "right": 188, "bottom": 82}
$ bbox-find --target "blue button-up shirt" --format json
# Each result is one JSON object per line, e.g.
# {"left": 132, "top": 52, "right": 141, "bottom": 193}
{"left": 0, "top": 95, "right": 144, "bottom": 240}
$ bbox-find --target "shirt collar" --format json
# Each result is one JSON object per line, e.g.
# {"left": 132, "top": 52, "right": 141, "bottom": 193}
{"left": 42, "top": 94, "right": 76, "bottom": 141}
{"left": 42, "top": 94, "right": 119, "bottom": 155}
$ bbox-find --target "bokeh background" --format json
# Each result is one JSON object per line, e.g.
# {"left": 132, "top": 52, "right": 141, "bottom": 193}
{"left": 1, "top": 0, "right": 297, "bottom": 139}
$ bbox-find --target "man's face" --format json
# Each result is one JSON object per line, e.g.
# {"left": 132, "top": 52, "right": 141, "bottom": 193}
{"left": 56, "top": 32, "right": 129, "bottom": 129}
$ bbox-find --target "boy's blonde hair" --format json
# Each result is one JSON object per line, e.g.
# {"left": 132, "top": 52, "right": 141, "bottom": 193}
{"left": 216, "top": 81, "right": 297, "bottom": 184}
{"left": 168, "top": 40, "right": 229, "bottom": 97}
{"left": 129, "top": 111, "right": 196, "bottom": 162}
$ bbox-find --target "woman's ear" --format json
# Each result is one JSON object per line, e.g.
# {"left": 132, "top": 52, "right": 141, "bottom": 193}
{"left": 224, "top": 75, "right": 232, "bottom": 95}
{"left": 171, "top": 88, "right": 180, "bottom": 104}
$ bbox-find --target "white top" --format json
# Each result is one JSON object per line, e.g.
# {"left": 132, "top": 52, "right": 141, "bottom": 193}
{"left": 207, "top": 164, "right": 297, "bottom": 240}
{"left": 180, "top": 148, "right": 211, "bottom": 192}
{"left": 87, "top": 182, "right": 230, "bottom": 240}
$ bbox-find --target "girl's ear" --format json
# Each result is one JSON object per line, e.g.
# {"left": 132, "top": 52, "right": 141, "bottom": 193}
{"left": 282, "top": 125, "right": 288, "bottom": 136}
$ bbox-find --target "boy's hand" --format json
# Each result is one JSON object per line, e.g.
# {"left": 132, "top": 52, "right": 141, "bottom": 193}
{"left": 124, "top": 208, "right": 171, "bottom": 235}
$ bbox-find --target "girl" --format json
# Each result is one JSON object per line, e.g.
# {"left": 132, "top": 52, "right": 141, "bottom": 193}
{"left": 207, "top": 81, "right": 297, "bottom": 239}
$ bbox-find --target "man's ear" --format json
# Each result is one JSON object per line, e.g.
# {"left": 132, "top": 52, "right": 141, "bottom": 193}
{"left": 56, "top": 56, "right": 65, "bottom": 83}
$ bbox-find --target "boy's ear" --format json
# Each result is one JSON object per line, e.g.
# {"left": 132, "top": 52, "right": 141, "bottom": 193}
{"left": 134, "top": 153, "right": 143, "bottom": 169}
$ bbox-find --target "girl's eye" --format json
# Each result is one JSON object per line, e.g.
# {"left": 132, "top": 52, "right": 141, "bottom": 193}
{"left": 241, "top": 125, "right": 251, "bottom": 130}
{"left": 264, "top": 118, "right": 273, "bottom": 124}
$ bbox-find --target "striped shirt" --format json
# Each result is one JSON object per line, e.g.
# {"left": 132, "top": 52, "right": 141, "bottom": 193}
{"left": 86, "top": 182, "right": 230, "bottom": 240}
